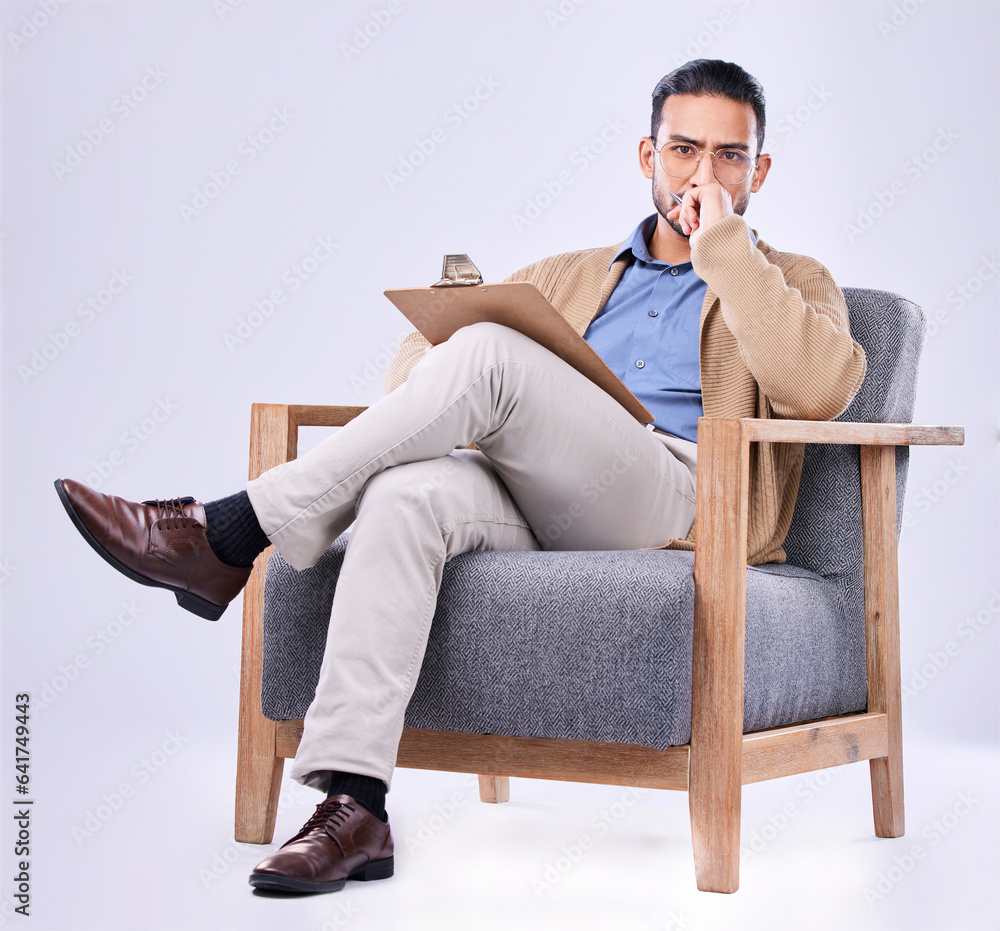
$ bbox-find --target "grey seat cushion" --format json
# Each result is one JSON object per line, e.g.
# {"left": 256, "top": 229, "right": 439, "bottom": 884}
{"left": 259, "top": 287, "right": 924, "bottom": 749}
{"left": 262, "top": 541, "right": 863, "bottom": 748}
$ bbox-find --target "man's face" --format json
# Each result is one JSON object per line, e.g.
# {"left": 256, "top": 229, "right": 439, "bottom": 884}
{"left": 640, "top": 93, "right": 770, "bottom": 239}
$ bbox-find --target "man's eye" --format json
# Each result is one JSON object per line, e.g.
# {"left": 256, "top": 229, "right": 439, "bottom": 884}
{"left": 719, "top": 150, "right": 744, "bottom": 162}
{"left": 671, "top": 145, "right": 694, "bottom": 157}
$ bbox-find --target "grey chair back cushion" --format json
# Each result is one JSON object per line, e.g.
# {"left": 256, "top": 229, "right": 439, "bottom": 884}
{"left": 261, "top": 288, "right": 925, "bottom": 748}
{"left": 783, "top": 287, "right": 924, "bottom": 579}
{"left": 778, "top": 288, "right": 924, "bottom": 707}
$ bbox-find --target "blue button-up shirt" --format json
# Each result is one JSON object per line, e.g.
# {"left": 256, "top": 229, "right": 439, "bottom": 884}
{"left": 583, "top": 214, "right": 753, "bottom": 443}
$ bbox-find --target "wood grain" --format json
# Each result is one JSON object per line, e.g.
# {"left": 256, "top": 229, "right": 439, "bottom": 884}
{"left": 861, "top": 445, "right": 905, "bottom": 837}
{"left": 478, "top": 775, "right": 510, "bottom": 804}
{"left": 234, "top": 404, "right": 297, "bottom": 844}
{"left": 275, "top": 714, "right": 890, "bottom": 789}
{"left": 740, "top": 419, "right": 964, "bottom": 446}
{"left": 275, "top": 722, "right": 690, "bottom": 790}
{"left": 688, "top": 418, "right": 749, "bottom": 893}
{"left": 741, "top": 713, "right": 888, "bottom": 783}
{"left": 288, "top": 405, "right": 369, "bottom": 429}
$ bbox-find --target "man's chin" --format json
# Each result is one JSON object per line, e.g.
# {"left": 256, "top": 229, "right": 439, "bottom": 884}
{"left": 665, "top": 216, "right": 689, "bottom": 240}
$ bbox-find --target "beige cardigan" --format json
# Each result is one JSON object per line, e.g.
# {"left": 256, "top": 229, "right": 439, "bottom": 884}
{"left": 384, "top": 215, "right": 866, "bottom": 565}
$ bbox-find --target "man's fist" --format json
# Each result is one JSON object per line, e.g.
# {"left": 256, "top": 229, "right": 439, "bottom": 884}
{"left": 667, "top": 182, "right": 733, "bottom": 246}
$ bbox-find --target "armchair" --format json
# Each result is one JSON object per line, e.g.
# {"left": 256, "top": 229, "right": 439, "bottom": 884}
{"left": 234, "top": 288, "right": 963, "bottom": 893}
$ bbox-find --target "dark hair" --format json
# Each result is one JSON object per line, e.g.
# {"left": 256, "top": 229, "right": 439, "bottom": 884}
{"left": 651, "top": 60, "right": 766, "bottom": 155}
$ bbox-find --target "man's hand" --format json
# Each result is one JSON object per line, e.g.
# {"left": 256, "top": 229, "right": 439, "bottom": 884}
{"left": 667, "top": 182, "right": 733, "bottom": 247}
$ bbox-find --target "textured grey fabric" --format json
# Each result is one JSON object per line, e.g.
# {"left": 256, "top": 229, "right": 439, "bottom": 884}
{"left": 780, "top": 288, "right": 924, "bottom": 710}
{"left": 260, "top": 288, "right": 925, "bottom": 749}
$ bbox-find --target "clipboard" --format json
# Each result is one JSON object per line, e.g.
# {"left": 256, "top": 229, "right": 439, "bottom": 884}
{"left": 383, "top": 280, "right": 654, "bottom": 425}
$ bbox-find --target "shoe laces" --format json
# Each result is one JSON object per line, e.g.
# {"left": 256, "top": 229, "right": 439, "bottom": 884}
{"left": 296, "top": 798, "right": 355, "bottom": 839}
{"left": 142, "top": 497, "right": 198, "bottom": 531}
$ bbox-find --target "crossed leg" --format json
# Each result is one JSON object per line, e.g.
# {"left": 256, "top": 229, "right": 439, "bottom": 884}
{"left": 245, "top": 322, "right": 698, "bottom": 790}
{"left": 247, "top": 321, "right": 696, "bottom": 567}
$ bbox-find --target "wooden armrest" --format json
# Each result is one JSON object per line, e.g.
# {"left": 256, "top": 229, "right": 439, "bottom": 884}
{"left": 286, "top": 404, "right": 369, "bottom": 429}
{"left": 247, "top": 403, "right": 369, "bottom": 477}
{"left": 739, "top": 419, "right": 964, "bottom": 447}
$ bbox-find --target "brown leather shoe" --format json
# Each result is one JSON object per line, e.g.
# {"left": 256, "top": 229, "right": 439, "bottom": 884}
{"left": 54, "top": 478, "right": 252, "bottom": 621}
{"left": 249, "top": 795, "right": 394, "bottom": 894}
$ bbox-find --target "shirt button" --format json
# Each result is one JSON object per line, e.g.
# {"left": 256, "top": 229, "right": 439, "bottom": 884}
{"left": 670, "top": 267, "right": 679, "bottom": 276}
{"left": 636, "top": 360, "right": 645, "bottom": 369}
{"left": 648, "top": 309, "right": 658, "bottom": 317}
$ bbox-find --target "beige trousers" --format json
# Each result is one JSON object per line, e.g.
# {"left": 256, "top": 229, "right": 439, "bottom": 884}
{"left": 246, "top": 322, "right": 697, "bottom": 792}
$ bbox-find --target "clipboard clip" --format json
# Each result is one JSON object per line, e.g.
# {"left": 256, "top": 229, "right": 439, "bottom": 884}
{"left": 431, "top": 254, "right": 483, "bottom": 287}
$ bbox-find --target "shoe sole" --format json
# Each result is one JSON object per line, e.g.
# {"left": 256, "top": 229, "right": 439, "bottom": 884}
{"left": 248, "top": 855, "right": 394, "bottom": 894}
{"left": 54, "top": 479, "right": 226, "bottom": 621}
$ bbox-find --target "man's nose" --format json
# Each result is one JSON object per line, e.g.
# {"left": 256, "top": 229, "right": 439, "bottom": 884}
{"left": 689, "top": 152, "right": 716, "bottom": 186}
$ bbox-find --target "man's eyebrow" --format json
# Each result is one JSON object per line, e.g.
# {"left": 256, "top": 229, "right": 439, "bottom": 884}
{"left": 666, "top": 133, "right": 751, "bottom": 152}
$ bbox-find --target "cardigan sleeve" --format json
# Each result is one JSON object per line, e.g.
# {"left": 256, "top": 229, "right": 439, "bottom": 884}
{"left": 691, "top": 215, "right": 867, "bottom": 420}
{"left": 383, "top": 330, "right": 431, "bottom": 395}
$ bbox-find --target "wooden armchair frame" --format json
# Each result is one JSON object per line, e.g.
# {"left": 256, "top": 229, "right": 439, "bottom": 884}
{"left": 235, "top": 402, "right": 963, "bottom": 893}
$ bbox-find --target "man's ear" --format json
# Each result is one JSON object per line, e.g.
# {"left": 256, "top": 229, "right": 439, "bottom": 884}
{"left": 638, "top": 137, "right": 656, "bottom": 180}
{"left": 750, "top": 152, "right": 772, "bottom": 193}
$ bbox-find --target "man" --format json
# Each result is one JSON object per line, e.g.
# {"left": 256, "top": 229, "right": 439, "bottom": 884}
{"left": 55, "top": 59, "right": 866, "bottom": 895}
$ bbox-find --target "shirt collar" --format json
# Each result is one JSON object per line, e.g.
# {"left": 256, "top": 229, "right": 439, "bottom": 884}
{"left": 609, "top": 213, "right": 758, "bottom": 270}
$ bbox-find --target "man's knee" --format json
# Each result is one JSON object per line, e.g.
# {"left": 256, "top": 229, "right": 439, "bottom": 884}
{"left": 356, "top": 458, "right": 460, "bottom": 519}
{"left": 441, "top": 320, "right": 530, "bottom": 359}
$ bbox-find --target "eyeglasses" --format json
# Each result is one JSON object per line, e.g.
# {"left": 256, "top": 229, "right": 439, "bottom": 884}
{"left": 651, "top": 140, "right": 758, "bottom": 185}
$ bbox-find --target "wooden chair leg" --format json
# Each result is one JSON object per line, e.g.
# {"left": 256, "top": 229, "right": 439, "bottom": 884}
{"left": 861, "top": 445, "right": 904, "bottom": 837}
{"left": 688, "top": 418, "right": 749, "bottom": 893}
{"left": 236, "top": 404, "right": 299, "bottom": 844}
{"left": 235, "top": 548, "right": 283, "bottom": 843}
{"left": 689, "top": 747, "right": 741, "bottom": 893}
{"left": 235, "top": 734, "right": 284, "bottom": 844}
{"left": 477, "top": 775, "right": 510, "bottom": 803}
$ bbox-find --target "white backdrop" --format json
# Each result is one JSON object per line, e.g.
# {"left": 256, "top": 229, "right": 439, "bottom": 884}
{"left": 2, "top": 2, "right": 997, "bottom": 930}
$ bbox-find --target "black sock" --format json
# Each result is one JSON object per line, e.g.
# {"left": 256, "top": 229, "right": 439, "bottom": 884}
{"left": 203, "top": 491, "right": 270, "bottom": 568}
{"left": 326, "top": 771, "right": 387, "bottom": 822}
